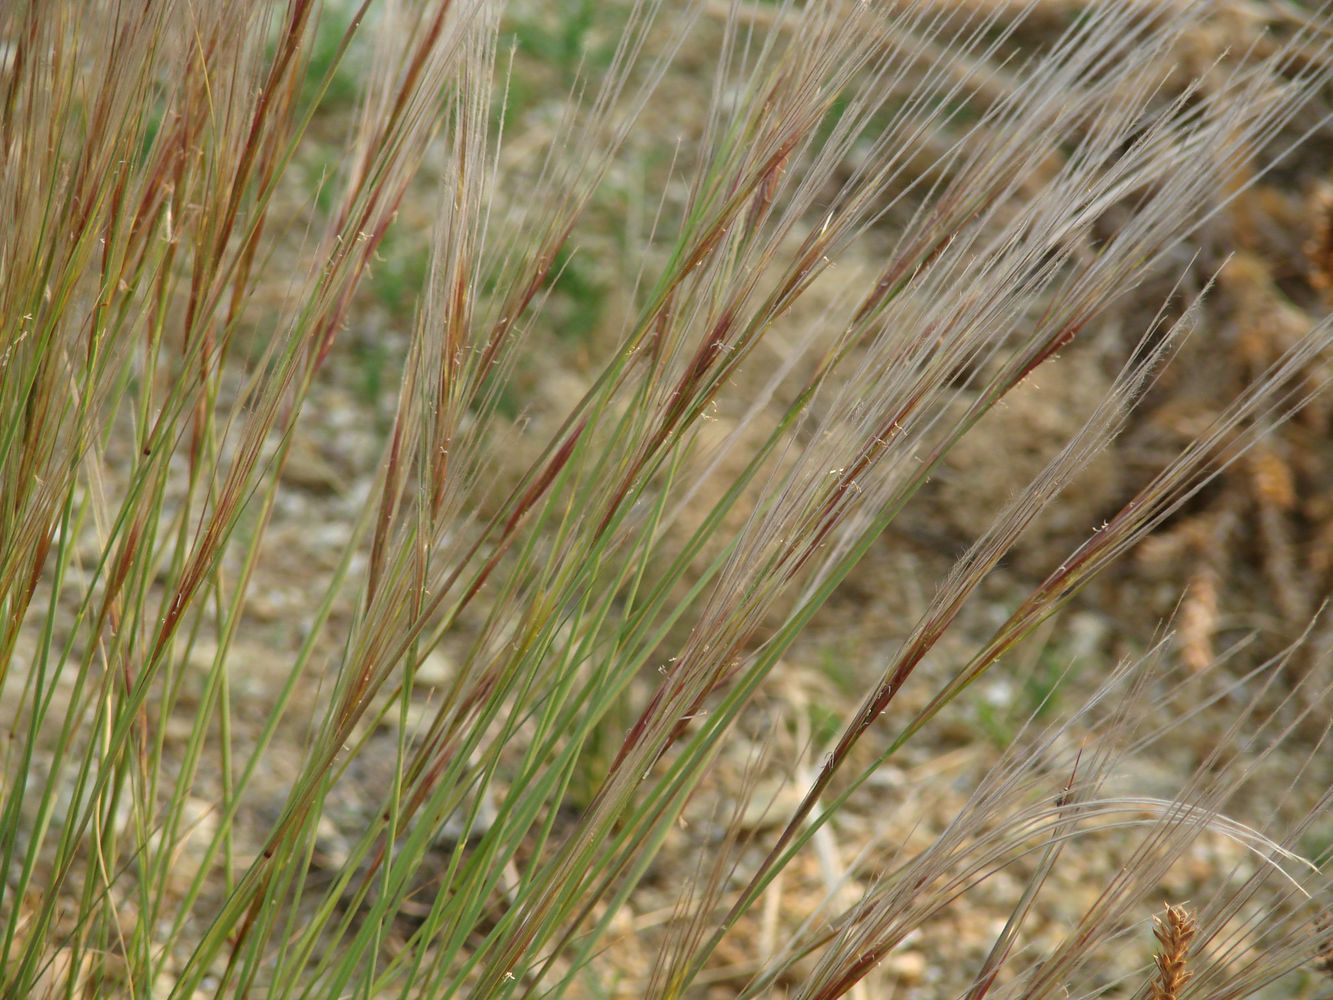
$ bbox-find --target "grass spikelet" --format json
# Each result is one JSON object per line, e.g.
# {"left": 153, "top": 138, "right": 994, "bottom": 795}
{"left": 1305, "top": 183, "right": 1333, "bottom": 301}
{"left": 1248, "top": 447, "right": 1297, "bottom": 513}
{"left": 1316, "top": 907, "right": 1333, "bottom": 980}
{"left": 1179, "top": 560, "right": 1221, "bottom": 674}
{"left": 1150, "top": 903, "right": 1198, "bottom": 1000}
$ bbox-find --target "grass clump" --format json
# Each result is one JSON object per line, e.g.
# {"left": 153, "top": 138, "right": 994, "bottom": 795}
{"left": 1, "top": 1, "right": 1331, "bottom": 997}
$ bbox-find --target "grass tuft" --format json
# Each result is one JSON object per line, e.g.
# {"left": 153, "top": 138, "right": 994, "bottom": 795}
{"left": 1, "top": 1, "right": 1331, "bottom": 997}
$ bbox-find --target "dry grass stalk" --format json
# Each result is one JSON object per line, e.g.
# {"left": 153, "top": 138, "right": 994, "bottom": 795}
{"left": 1150, "top": 903, "right": 1197, "bottom": 1000}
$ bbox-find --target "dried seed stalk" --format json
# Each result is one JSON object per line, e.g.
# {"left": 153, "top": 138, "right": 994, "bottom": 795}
{"left": 1150, "top": 903, "right": 1197, "bottom": 1000}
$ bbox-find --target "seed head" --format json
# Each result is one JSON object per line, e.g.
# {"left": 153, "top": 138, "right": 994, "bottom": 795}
{"left": 1150, "top": 903, "right": 1197, "bottom": 1000}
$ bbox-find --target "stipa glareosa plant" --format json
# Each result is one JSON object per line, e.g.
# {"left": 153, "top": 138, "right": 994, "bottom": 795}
{"left": 0, "top": 1, "right": 1330, "bottom": 997}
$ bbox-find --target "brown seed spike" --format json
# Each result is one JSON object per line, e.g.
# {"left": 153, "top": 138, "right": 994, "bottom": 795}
{"left": 1150, "top": 903, "right": 1197, "bottom": 1000}
{"left": 1249, "top": 447, "right": 1296, "bottom": 512}
{"left": 1305, "top": 184, "right": 1333, "bottom": 302}
{"left": 1316, "top": 908, "right": 1333, "bottom": 980}
{"left": 1178, "top": 562, "right": 1219, "bottom": 674}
